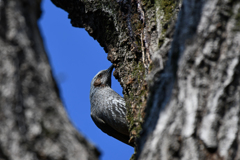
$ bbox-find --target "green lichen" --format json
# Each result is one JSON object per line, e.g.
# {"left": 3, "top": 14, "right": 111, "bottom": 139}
{"left": 159, "top": 0, "right": 176, "bottom": 21}
{"left": 125, "top": 61, "right": 148, "bottom": 144}
{"left": 141, "top": 0, "right": 154, "bottom": 9}
{"left": 155, "top": 0, "right": 177, "bottom": 46}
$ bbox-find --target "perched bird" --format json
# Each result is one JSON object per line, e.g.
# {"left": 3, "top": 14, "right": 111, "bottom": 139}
{"left": 90, "top": 65, "right": 134, "bottom": 147}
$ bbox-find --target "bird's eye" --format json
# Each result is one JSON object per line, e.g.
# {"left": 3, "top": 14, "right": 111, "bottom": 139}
{"left": 98, "top": 74, "right": 102, "bottom": 78}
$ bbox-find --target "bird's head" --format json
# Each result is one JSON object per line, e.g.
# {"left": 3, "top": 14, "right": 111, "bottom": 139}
{"left": 91, "top": 65, "right": 114, "bottom": 89}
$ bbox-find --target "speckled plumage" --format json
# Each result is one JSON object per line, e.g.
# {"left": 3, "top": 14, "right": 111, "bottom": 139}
{"left": 90, "top": 65, "right": 134, "bottom": 147}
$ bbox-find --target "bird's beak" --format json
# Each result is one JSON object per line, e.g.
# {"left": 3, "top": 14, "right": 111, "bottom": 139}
{"left": 107, "top": 65, "right": 114, "bottom": 74}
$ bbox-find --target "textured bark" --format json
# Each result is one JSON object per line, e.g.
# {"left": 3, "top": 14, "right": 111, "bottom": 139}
{"left": 51, "top": 0, "right": 240, "bottom": 160}
{"left": 0, "top": 0, "right": 99, "bottom": 160}
{"left": 138, "top": 0, "right": 240, "bottom": 160}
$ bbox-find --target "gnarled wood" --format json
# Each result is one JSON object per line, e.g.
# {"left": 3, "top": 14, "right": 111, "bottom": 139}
{"left": 0, "top": 0, "right": 99, "bottom": 159}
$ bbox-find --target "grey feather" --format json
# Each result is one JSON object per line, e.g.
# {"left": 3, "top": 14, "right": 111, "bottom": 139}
{"left": 90, "top": 65, "right": 134, "bottom": 147}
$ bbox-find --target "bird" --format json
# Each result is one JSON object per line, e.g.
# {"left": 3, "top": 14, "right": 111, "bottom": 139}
{"left": 90, "top": 65, "right": 134, "bottom": 147}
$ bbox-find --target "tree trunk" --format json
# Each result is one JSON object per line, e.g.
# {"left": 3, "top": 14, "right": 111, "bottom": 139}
{"left": 138, "top": 1, "right": 240, "bottom": 159}
{"left": 0, "top": 0, "right": 99, "bottom": 159}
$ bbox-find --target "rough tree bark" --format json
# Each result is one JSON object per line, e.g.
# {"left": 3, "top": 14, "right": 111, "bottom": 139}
{"left": 0, "top": 0, "right": 99, "bottom": 160}
{"left": 138, "top": 1, "right": 240, "bottom": 159}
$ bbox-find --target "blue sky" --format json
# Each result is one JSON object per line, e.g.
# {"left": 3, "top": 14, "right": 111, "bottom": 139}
{"left": 38, "top": 0, "right": 134, "bottom": 160}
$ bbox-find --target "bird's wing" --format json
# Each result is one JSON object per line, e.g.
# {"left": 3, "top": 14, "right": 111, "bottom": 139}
{"left": 102, "top": 89, "right": 129, "bottom": 135}
{"left": 91, "top": 113, "right": 133, "bottom": 147}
